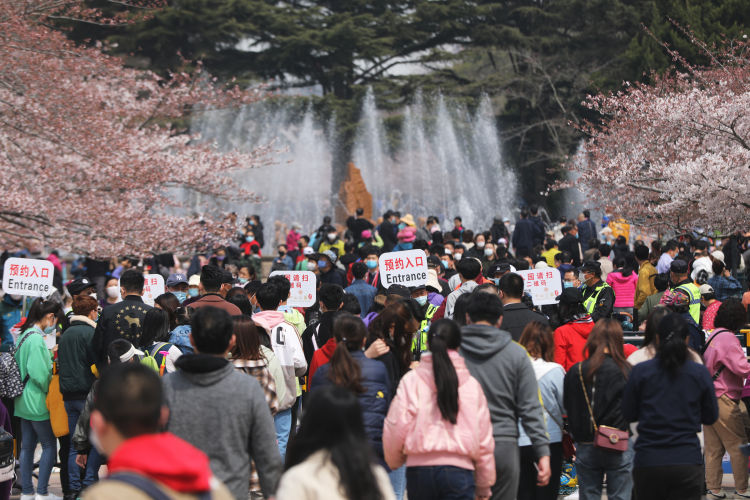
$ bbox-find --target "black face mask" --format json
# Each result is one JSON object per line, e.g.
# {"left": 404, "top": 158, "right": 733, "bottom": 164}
{"left": 279, "top": 251, "right": 286, "bottom": 256}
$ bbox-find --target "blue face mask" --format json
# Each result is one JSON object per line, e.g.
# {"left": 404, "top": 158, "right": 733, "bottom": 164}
{"left": 173, "top": 291, "right": 187, "bottom": 303}
{"left": 317, "top": 260, "right": 328, "bottom": 269}
{"left": 492, "top": 278, "right": 500, "bottom": 287}
{"left": 414, "top": 296, "right": 428, "bottom": 306}
{"left": 398, "top": 222, "right": 406, "bottom": 230}
{"left": 563, "top": 281, "right": 574, "bottom": 288}
{"left": 366, "top": 260, "right": 378, "bottom": 269}
{"left": 188, "top": 288, "right": 199, "bottom": 298}
{"left": 246, "top": 236, "right": 255, "bottom": 242}
{"left": 238, "top": 277, "right": 249, "bottom": 285}
{"left": 44, "top": 326, "right": 56, "bottom": 335}
{"left": 441, "top": 260, "right": 449, "bottom": 269}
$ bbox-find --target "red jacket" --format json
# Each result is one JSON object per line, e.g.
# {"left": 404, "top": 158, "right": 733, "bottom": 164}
{"left": 308, "top": 338, "right": 337, "bottom": 385}
{"left": 554, "top": 316, "right": 594, "bottom": 371}
{"left": 240, "top": 240, "right": 261, "bottom": 257}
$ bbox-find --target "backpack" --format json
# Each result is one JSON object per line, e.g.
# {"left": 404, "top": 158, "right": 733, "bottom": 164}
{"left": 0, "top": 330, "right": 39, "bottom": 399}
{"left": 140, "top": 342, "right": 171, "bottom": 376}
{"left": 0, "top": 426, "right": 14, "bottom": 482}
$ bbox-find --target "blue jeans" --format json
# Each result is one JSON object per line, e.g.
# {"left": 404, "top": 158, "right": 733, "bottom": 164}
{"left": 575, "top": 442, "right": 634, "bottom": 500}
{"left": 64, "top": 400, "right": 102, "bottom": 491}
{"left": 20, "top": 418, "right": 57, "bottom": 495}
{"left": 274, "top": 408, "right": 292, "bottom": 462}
{"left": 389, "top": 465, "right": 407, "bottom": 500}
{"left": 406, "top": 465, "right": 475, "bottom": 500}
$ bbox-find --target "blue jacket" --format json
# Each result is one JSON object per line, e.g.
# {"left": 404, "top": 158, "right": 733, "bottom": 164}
{"left": 0, "top": 295, "right": 22, "bottom": 352}
{"left": 577, "top": 219, "right": 597, "bottom": 251}
{"left": 169, "top": 324, "right": 194, "bottom": 354}
{"left": 345, "top": 280, "right": 377, "bottom": 317}
{"left": 311, "top": 350, "right": 392, "bottom": 467}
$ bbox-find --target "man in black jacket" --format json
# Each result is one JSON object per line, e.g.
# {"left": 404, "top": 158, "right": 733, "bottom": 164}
{"left": 558, "top": 225, "right": 583, "bottom": 267}
{"left": 580, "top": 261, "right": 615, "bottom": 322}
{"left": 92, "top": 269, "right": 152, "bottom": 370}
{"left": 498, "top": 273, "right": 549, "bottom": 341}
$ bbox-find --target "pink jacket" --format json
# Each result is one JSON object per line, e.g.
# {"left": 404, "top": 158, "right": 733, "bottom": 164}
{"left": 383, "top": 350, "right": 496, "bottom": 496}
{"left": 606, "top": 270, "right": 638, "bottom": 308}
{"left": 704, "top": 328, "right": 750, "bottom": 400}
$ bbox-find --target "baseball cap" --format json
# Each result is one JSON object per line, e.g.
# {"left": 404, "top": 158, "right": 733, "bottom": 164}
{"left": 711, "top": 250, "right": 725, "bottom": 265}
{"left": 699, "top": 284, "right": 714, "bottom": 296}
{"left": 426, "top": 256, "right": 442, "bottom": 269}
{"left": 669, "top": 259, "right": 688, "bottom": 274}
{"left": 489, "top": 262, "right": 515, "bottom": 276}
{"left": 580, "top": 261, "right": 601, "bottom": 274}
{"left": 318, "top": 250, "right": 338, "bottom": 264}
{"left": 166, "top": 273, "right": 188, "bottom": 287}
{"left": 221, "top": 269, "right": 235, "bottom": 284}
{"left": 302, "top": 246, "right": 315, "bottom": 256}
{"left": 188, "top": 275, "right": 200, "bottom": 287}
{"left": 387, "top": 284, "right": 411, "bottom": 298}
{"left": 556, "top": 287, "right": 584, "bottom": 305}
{"left": 67, "top": 278, "right": 95, "bottom": 296}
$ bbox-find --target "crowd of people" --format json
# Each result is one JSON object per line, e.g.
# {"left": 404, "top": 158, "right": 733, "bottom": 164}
{"left": 1, "top": 207, "right": 750, "bottom": 500}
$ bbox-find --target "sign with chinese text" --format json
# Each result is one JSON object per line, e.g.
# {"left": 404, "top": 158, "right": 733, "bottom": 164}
{"left": 269, "top": 271, "right": 316, "bottom": 307}
{"left": 378, "top": 250, "right": 428, "bottom": 289}
{"left": 126, "top": 274, "right": 165, "bottom": 307}
{"left": 2, "top": 258, "right": 55, "bottom": 297}
{"left": 516, "top": 268, "right": 562, "bottom": 306}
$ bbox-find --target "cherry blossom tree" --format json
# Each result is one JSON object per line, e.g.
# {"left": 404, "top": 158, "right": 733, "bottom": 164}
{"left": 0, "top": 0, "right": 269, "bottom": 257}
{"left": 565, "top": 34, "right": 749, "bottom": 234}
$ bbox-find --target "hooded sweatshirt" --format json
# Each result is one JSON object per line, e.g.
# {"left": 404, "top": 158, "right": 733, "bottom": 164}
{"left": 83, "top": 433, "right": 234, "bottom": 500}
{"left": 252, "top": 310, "right": 307, "bottom": 411}
{"left": 606, "top": 270, "right": 638, "bottom": 308}
{"left": 383, "top": 351, "right": 496, "bottom": 497}
{"left": 459, "top": 324, "right": 550, "bottom": 459}
{"left": 554, "top": 315, "right": 594, "bottom": 371}
{"left": 163, "top": 354, "right": 282, "bottom": 499}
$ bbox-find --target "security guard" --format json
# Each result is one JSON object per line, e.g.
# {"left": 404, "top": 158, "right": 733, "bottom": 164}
{"left": 410, "top": 283, "right": 440, "bottom": 357}
{"left": 669, "top": 259, "right": 701, "bottom": 324}
{"left": 580, "top": 261, "right": 615, "bottom": 322}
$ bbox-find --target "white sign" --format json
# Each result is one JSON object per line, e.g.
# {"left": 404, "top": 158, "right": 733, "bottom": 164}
{"left": 2, "top": 257, "right": 55, "bottom": 297}
{"left": 378, "top": 250, "right": 429, "bottom": 289}
{"left": 120, "top": 274, "right": 165, "bottom": 307}
{"left": 269, "top": 271, "right": 316, "bottom": 307}
{"left": 516, "top": 268, "right": 563, "bottom": 306}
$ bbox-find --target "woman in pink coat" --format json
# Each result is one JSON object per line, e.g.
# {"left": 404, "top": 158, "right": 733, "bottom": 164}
{"left": 383, "top": 319, "right": 495, "bottom": 500}
{"left": 606, "top": 257, "right": 639, "bottom": 314}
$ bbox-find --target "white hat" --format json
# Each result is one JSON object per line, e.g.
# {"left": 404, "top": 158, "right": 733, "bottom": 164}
{"left": 120, "top": 344, "right": 145, "bottom": 363}
{"left": 188, "top": 274, "right": 201, "bottom": 286}
{"left": 699, "top": 284, "right": 715, "bottom": 296}
{"left": 426, "top": 269, "right": 441, "bottom": 292}
{"left": 534, "top": 261, "right": 550, "bottom": 269}
{"left": 303, "top": 246, "right": 314, "bottom": 256}
{"left": 711, "top": 250, "right": 725, "bottom": 265}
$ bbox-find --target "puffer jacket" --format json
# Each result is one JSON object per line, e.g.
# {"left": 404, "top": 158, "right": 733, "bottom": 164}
{"left": 606, "top": 270, "right": 638, "bottom": 308}
{"left": 383, "top": 350, "right": 496, "bottom": 497}
{"left": 554, "top": 315, "right": 594, "bottom": 371}
{"left": 311, "top": 350, "right": 392, "bottom": 467}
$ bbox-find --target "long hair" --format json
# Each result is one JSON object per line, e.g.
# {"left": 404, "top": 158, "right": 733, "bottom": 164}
{"left": 154, "top": 293, "right": 179, "bottom": 330}
{"left": 19, "top": 298, "right": 61, "bottom": 332}
{"left": 427, "top": 319, "right": 461, "bottom": 424}
{"left": 231, "top": 315, "right": 262, "bottom": 361}
{"left": 140, "top": 308, "right": 171, "bottom": 347}
{"left": 367, "top": 302, "right": 418, "bottom": 375}
{"left": 519, "top": 321, "right": 555, "bottom": 362}
{"left": 328, "top": 313, "right": 367, "bottom": 393}
{"left": 558, "top": 300, "right": 587, "bottom": 324}
{"left": 286, "top": 385, "right": 383, "bottom": 500}
{"left": 643, "top": 307, "right": 670, "bottom": 348}
{"left": 656, "top": 313, "right": 689, "bottom": 376}
{"left": 583, "top": 318, "right": 630, "bottom": 382}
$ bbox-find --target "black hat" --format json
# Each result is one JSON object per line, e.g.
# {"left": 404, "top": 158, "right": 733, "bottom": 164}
{"left": 426, "top": 255, "right": 442, "bottom": 269}
{"left": 387, "top": 284, "right": 411, "bottom": 298}
{"left": 409, "top": 283, "right": 427, "bottom": 293}
{"left": 221, "top": 269, "right": 236, "bottom": 284}
{"left": 670, "top": 259, "right": 688, "bottom": 274}
{"left": 556, "top": 287, "right": 584, "bottom": 305}
{"left": 67, "top": 277, "right": 95, "bottom": 296}
{"left": 580, "top": 260, "right": 601, "bottom": 274}
{"left": 490, "top": 262, "right": 512, "bottom": 275}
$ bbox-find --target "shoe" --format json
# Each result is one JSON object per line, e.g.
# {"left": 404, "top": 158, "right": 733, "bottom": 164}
{"left": 563, "top": 491, "right": 579, "bottom": 500}
{"left": 735, "top": 491, "right": 750, "bottom": 499}
{"left": 20, "top": 495, "right": 35, "bottom": 500}
{"left": 63, "top": 493, "right": 79, "bottom": 500}
{"left": 706, "top": 491, "right": 726, "bottom": 499}
{"left": 36, "top": 494, "right": 64, "bottom": 500}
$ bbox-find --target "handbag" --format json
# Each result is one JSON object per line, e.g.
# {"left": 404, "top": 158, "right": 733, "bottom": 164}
{"left": 578, "top": 363, "right": 628, "bottom": 452}
{"left": 544, "top": 407, "right": 576, "bottom": 459}
{"left": 46, "top": 363, "right": 69, "bottom": 438}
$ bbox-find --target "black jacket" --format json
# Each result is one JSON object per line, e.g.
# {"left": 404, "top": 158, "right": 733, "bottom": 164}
{"left": 58, "top": 316, "right": 97, "bottom": 400}
{"left": 502, "top": 303, "right": 549, "bottom": 342}
{"left": 564, "top": 357, "right": 630, "bottom": 443}
{"left": 92, "top": 295, "right": 152, "bottom": 369}
{"left": 582, "top": 280, "right": 615, "bottom": 322}
{"left": 558, "top": 234, "right": 582, "bottom": 267}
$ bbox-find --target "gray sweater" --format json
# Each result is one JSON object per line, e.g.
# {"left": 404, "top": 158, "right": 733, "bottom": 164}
{"left": 163, "top": 354, "right": 282, "bottom": 499}
{"left": 460, "top": 324, "right": 550, "bottom": 458}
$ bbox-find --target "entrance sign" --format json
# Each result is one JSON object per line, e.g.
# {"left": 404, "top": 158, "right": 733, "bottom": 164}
{"left": 269, "top": 271, "right": 316, "bottom": 307}
{"left": 516, "top": 268, "right": 562, "bottom": 306}
{"left": 378, "top": 250, "right": 428, "bottom": 289}
{"left": 2, "top": 258, "right": 55, "bottom": 297}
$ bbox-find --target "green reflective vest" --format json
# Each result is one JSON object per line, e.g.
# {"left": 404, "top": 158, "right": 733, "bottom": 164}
{"left": 583, "top": 282, "right": 611, "bottom": 315}
{"left": 674, "top": 282, "right": 701, "bottom": 325}
{"left": 412, "top": 303, "right": 439, "bottom": 354}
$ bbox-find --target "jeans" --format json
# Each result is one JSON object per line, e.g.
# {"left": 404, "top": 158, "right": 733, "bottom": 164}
{"left": 273, "top": 408, "right": 292, "bottom": 462}
{"left": 389, "top": 465, "right": 407, "bottom": 500}
{"left": 64, "top": 400, "right": 102, "bottom": 491}
{"left": 20, "top": 418, "right": 57, "bottom": 495}
{"left": 406, "top": 465, "right": 475, "bottom": 500}
{"left": 575, "top": 442, "right": 633, "bottom": 500}
{"left": 633, "top": 464, "right": 703, "bottom": 500}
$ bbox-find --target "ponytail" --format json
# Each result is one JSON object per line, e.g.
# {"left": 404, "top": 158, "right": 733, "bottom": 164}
{"left": 427, "top": 319, "right": 461, "bottom": 424}
{"left": 656, "top": 313, "right": 688, "bottom": 376}
{"left": 328, "top": 313, "right": 367, "bottom": 393}
{"left": 19, "top": 297, "right": 61, "bottom": 333}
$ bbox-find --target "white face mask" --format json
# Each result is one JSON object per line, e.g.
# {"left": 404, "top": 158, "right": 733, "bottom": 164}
{"left": 476, "top": 241, "right": 485, "bottom": 249}
{"left": 579, "top": 272, "right": 587, "bottom": 283}
{"left": 327, "top": 233, "right": 337, "bottom": 241}
{"left": 453, "top": 253, "right": 462, "bottom": 261}
{"left": 484, "top": 248, "right": 494, "bottom": 257}
{"left": 106, "top": 286, "right": 119, "bottom": 299}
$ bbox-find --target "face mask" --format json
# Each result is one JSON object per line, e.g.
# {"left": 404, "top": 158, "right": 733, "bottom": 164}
{"left": 563, "top": 281, "right": 575, "bottom": 288}
{"left": 414, "top": 296, "right": 428, "bottom": 306}
{"left": 578, "top": 272, "right": 587, "bottom": 283}
{"left": 238, "top": 277, "right": 248, "bottom": 285}
{"left": 173, "top": 291, "right": 187, "bottom": 303}
{"left": 279, "top": 251, "right": 286, "bottom": 256}
{"left": 216, "top": 255, "right": 225, "bottom": 261}
{"left": 317, "top": 260, "right": 328, "bottom": 269}
{"left": 484, "top": 248, "right": 494, "bottom": 257}
{"left": 246, "top": 236, "right": 255, "bottom": 242}
{"left": 307, "top": 261, "right": 317, "bottom": 271}
{"left": 477, "top": 241, "right": 485, "bottom": 249}
{"left": 44, "top": 326, "right": 56, "bottom": 335}
{"left": 453, "top": 253, "right": 462, "bottom": 261}
{"left": 89, "top": 293, "right": 98, "bottom": 301}
{"left": 188, "top": 288, "right": 199, "bottom": 298}
{"left": 441, "top": 260, "right": 449, "bottom": 269}
{"left": 492, "top": 278, "right": 500, "bottom": 287}
{"left": 327, "top": 233, "right": 337, "bottom": 241}
{"left": 398, "top": 223, "right": 406, "bottom": 230}
{"left": 366, "top": 260, "right": 378, "bottom": 269}
{"left": 106, "top": 286, "right": 119, "bottom": 299}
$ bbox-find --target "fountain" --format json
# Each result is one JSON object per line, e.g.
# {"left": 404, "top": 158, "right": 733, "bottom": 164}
{"left": 191, "top": 87, "right": 516, "bottom": 246}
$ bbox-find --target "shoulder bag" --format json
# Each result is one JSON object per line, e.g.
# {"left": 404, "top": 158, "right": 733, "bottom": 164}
{"left": 578, "top": 363, "right": 628, "bottom": 452}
